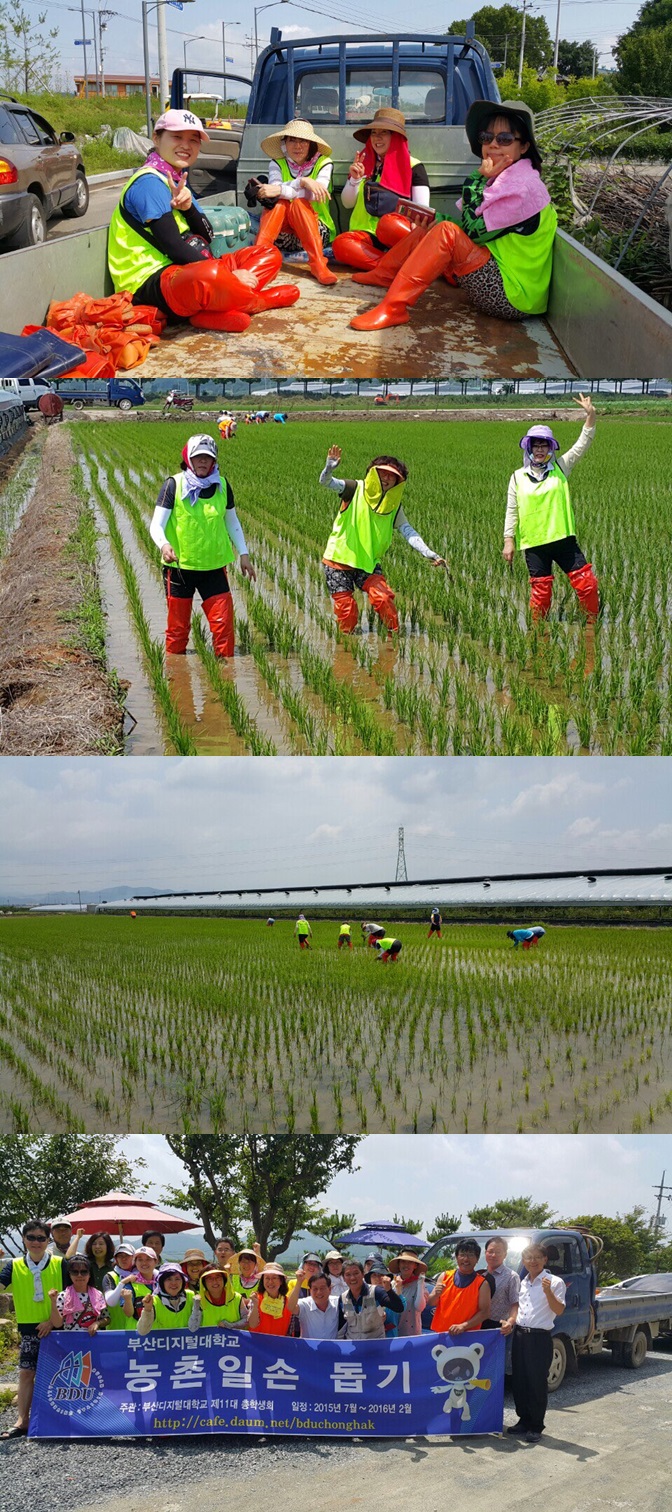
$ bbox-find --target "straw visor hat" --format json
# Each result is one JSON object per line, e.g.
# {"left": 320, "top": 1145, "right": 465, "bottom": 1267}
{"left": 261, "top": 118, "right": 332, "bottom": 159}
{"left": 389, "top": 1250, "right": 428, "bottom": 1274}
{"left": 353, "top": 107, "right": 408, "bottom": 144}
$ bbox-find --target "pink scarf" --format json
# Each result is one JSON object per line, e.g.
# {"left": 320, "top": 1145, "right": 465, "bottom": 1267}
{"left": 145, "top": 148, "right": 182, "bottom": 190}
{"left": 60, "top": 1284, "right": 107, "bottom": 1328}
{"left": 284, "top": 150, "right": 320, "bottom": 177}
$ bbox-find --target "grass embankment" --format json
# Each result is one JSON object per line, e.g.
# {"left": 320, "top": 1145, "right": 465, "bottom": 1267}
{"left": 9, "top": 91, "right": 245, "bottom": 173}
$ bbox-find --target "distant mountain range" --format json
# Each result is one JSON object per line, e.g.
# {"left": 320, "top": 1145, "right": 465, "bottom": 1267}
{"left": 0, "top": 887, "right": 165, "bottom": 906}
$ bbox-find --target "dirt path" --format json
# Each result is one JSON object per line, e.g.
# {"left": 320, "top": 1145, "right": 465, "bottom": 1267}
{"left": 0, "top": 425, "right": 123, "bottom": 754}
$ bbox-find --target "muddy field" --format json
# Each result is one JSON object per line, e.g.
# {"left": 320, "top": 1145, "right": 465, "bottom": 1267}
{"left": 1, "top": 916, "right": 671, "bottom": 1135}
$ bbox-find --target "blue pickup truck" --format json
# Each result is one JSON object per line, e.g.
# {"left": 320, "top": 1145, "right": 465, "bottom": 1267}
{"left": 53, "top": 377, "right": 145, "bottom": 410}
{"left": 422, "top": 1227, "right": 672, "bottom": 1389}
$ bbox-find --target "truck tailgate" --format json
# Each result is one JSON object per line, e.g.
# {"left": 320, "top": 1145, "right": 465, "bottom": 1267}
{"left": 595, "top": 1291, "right": 672, "bottom": 1331}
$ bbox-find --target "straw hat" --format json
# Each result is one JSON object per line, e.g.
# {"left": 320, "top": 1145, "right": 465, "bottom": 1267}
{"left": 389, "top": 1250, "right": 428, "bottom": 1274}
{"left": 353, "top": 107, "right": 408, "bottom": 144}
{"left": 261, "top": 118, "right": 332, "bottom": 159}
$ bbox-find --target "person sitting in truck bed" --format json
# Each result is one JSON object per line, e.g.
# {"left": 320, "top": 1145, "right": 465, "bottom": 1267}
{"left": 253, "top": 119, "right": 338, "bottom": 287}
{"left": 108, "top": 109, "right": 300, "bottom": 334}
{"left": 349, "top": 100, "right": 557, "bottom": 331}
{"left": 331, "top": 108, "right": 431, "bottom": 272}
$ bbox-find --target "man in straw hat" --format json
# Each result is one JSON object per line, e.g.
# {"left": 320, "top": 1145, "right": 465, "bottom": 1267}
{"left": 332, "top": 107, "right": 431, "bottom": 272}
{"left": 253, "top": 120, "right": 338, "bottom": 286}
{"left": 349, "top": 100, "right": 557, "bottom": 330}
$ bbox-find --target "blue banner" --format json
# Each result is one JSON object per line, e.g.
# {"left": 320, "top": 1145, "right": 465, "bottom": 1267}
{"left": 30, "top": 1329, "right": 505, "bottom": 1439}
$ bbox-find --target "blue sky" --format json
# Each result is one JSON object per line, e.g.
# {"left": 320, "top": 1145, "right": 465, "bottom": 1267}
{"left": 16, "top": 1, "right": 641, "bottom": 92}
{"left": 1, "top": 756, "right": 672, "bottom": 896}
{"left": 124, "top": 1133, "right": 672, "bottom": 1234}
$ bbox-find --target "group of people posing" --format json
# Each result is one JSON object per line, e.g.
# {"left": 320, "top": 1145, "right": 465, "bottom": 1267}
{"left": 1, "top": 1220, "right": 565, "bottom": 1444}
{"left": 107, "top": 97, "right": 557, "bottom": 335}
{"left": 149, "top": 394, "right": 598, "bottom": 659}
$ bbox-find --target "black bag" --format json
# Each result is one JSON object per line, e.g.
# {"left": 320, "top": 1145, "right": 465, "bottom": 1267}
{"left": 362, "top": 178, "right": 401, "bottom": 219}
{"left": 180, "top": 232, "right": 213, "bottom": 261}
{"left": 244, "top": 174, "right": 269, "bottom": 208}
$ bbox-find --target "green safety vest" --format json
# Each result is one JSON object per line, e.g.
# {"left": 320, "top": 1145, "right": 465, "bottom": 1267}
{"left": 151, "top": 1291, "right": 195, "bottom": 1330}
{"left": 296, "top": 920, "right": 310, "bottom": 935}
{"left": 349, "top": 157, "right": 421, "bottom": 236}
{"left": 231, "top": 1274, "right": 258, "bottom": 1296}
{"left": 105, "top": 1269, "right": 138, "bottom": 1330}
{"left": 488, "top": 203, "right": 557, "bottom": 316}
{"left": 378, "top": 937, "right": 397, "bottom": 951}
{"left": 339, "top": 925, "right": 351, "bottom": 936}
{"left": 108, "top": 166, "right": 191, "bottom": 296}
{"left": 514, "top": 460, "right": 575, "bottom": 550}
{"left": 277, "top": 155, "right": 336, "bottom": 239}
{"left": 324, "top": 470, "right": 405, "bottom": 575}
{"left": 164, "top": 472, "right": 235, "bottom": 572}
{"left": 199, "top": 1289, "right": 243, "bottom": 1326}
{"left": 5, "top": 1256, "right": 64, "bottom": 1325}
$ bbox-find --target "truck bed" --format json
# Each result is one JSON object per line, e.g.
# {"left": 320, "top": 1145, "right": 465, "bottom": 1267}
{"left": 595, "top": 1289, "right": 672, "bottom": 1332}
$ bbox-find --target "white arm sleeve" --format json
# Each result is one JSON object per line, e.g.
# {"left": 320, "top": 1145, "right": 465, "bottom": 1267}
{"left": 411, "top": 183, "right": 431, "bottom": 208}
{"left": 226, "top": 506, "right": 248, "bottom": 557}
{"left": 150, "top": 504, "right": 171, "bottom": 551}
{"left": 504, "top": 473, "right": 519, "bottom": 540}
{"left": 395, "top": 505, "right": 437, "bottom": 559}
{"left": 319, "top": 457, "right": 346, "bottom": 493}
{"left": 341, "top": 177, "right": 360, "bottom": 209}
{"left": 272, "top": 160, "right": 332, "bottom": 201}
{"left": 559, "top": 422, "right": 595, "bottom": 477}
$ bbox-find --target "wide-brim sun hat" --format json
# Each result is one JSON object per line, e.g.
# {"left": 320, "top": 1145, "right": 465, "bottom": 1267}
{"left": 520, "top": 424, "right": 559, "bottom": 452}
{"left": 353, "top": 107, "right": 408, "bottom": 144}
{"left": 237, "top": 1248, "right": 259, "bottom": 1263}
{"left": 262, "top": 1262, "right": 287, "bottom": 1277}
{"left": 154, "top": 108, "right": 209, "bottom": 142}
{"left": 389, "top": 1250, "right": 428, "bottom": 1274}
{"left": 261, "top": 118, "right": 332, "bottom": 159}
{"left": 465, "top": 98, "right": 538, "bottom": 160}
{"left": 325, "top": 1250, "right": 345, "bottom": 1263}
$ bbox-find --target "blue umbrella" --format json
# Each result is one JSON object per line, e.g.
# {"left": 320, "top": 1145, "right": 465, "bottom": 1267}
{"left": 336, "top": 1223, "right": 427, "bottom": 1249}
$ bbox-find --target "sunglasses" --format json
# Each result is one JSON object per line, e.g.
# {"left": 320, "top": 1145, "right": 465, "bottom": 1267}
{"left": 69, "top": 1266, "right": 90, "bottom": 1274}
{"left": 26, "top": 1234, "right": 49, "bottom": 1243}
{"left": 478, "top": 131, "right": 521, "bottom": 147}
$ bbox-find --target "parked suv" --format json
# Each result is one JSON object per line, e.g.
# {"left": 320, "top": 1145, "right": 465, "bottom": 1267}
{"left": 0, "top": 94, "right": 89, "bottom": 250}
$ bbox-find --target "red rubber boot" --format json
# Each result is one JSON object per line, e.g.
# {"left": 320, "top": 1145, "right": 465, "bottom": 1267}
{"left": 376, "top": 212, "right": 414, "bottom": 247}
{"left": 568, "top": 563, "right": 599, "bottom": 621}
{"left": 287, "top": 198, "right": 338, "bottom": 285}
{"left": 350, "top": 221, "right": 490, "bottom": 330}
{"left": 161, "top": 255, "right": 299, "bottom": 329}
{"left": 202, "top": 592, "right": 234, "bottom": 657}
{"left": 363, "top": 573, "right": 399, "bottom": 632}
{"left": 255, "top": 202, "right": 290, "bottom": 246}
{"left": 351, "top": 225, "right": 425, "bottom": 287}
{"left": 529, "top": 575, "right": 554, "bottom": 620}
{"left": 165, "top": 595, "right": 193, "bottom": 654}
{"left": 332, "top": 230, "right": 381, "bottom": 271}
{"left": 332, "top": 591, "right": 359, "bottom": 633}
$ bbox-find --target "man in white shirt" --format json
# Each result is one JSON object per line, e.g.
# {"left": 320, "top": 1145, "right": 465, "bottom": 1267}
{"left": 503, "top": 1242, "right": 566, "bottom": 1442}
{"left": 288, "top": 1268, "right": 339, "bottom": 1339}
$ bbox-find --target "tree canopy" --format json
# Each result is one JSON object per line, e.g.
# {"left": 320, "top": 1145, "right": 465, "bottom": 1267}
{"left": 614, "top": 23, "right": 672, "bottom": 92}
{"left": 0, "top": 1136, "right": 146, "bottom": 1253}
{"left": 467, "top": 1195, "right": 556, "bottom": 1229}
{"left": 449, "top": 6, "right": 553, "bottom": 69}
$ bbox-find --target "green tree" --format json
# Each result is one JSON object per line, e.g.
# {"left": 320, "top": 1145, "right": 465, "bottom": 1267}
{"left": 560, "top": 1212, "right": 655, "bottom": 1283}
{"left": 614, "top": 24, "right": 672, "bottom": 93}
{"left": 449, "top": 6, "right": 553, "bottom": 70}
{"left": 164, "top": 1136, "right": 361, "bottom": 1259}
{"left": 495, "top": 64, "right": 565, "bottom": 111}
{"left": 0, "top": 1136, "right": 147, "bottom": 1254}
{"left": 627, "top": 0, "right": 672, "bottom": 32}
{"left": 467, "top": 1195, "right": 556, "bottom": 1229}
{"left": 557, "top": 39, "right": 597, "bottom": 77}
{"left": 426, "top": 1212, "right": 462, "bottom": 1245}
{"left": 0, "top": 0, "right": 59, "bottom": 93}
{"left": 392, "top": 1212, "right": 425, "bottom": 1235}
{"left": 308, "top": 1209, "right": 356, "bottom": 1248}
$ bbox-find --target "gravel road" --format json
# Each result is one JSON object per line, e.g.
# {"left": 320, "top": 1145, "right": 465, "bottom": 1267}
{"left": 2, "top": 1343, "right": 672, "bottom": 1512}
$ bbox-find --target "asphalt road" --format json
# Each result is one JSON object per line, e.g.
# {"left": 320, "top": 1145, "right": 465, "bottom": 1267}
{"left": 2, "top": 1345, "right": 672, "bottom": 1512}
{"left": 46, "top": 181, "right": 123, "bottom": 242}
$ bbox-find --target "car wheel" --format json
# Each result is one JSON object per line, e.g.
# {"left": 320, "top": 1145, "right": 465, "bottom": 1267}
{"left": 117, "top": 399, "right": 133, "bottom": 411}
{"left": 8, "top": 193, "right": 46, "bottom": 248}
{"left": 547, "top": 1336, "right": 567, "bottom": 1392}
{"left": 62, "top": 172, "right": 90, "bottom": 219}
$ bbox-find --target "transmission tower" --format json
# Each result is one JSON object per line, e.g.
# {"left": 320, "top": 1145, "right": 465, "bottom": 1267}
{"left": 395, "top": 827, "right": 408, "bottom": 883}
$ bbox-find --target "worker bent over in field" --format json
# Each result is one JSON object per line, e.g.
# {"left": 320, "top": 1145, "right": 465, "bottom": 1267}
{"left": 362, "top": 921, "right": 386, "bottom": 947}
{"left": 503, "top": 394, "right": 599, "bottom": 621}
{"left": 507, "top": 926, "right": 546, "bottom": 950}
{"left": 151, "top": 434, "right": 256, "bottom": 657}
{"left": 428, "top": 907, "right": 442, "bottom": 938}
{"left": 295, "top": 914, "right": 312, "bottom": 949}
{"left": 374, "top": 934, "right": 402, "bottom": 963}
{"left": 320, "top": 446, "right": 446, "bottom": 634}
{"left": 338, "top": 923, "right": 353, "bottom": 950}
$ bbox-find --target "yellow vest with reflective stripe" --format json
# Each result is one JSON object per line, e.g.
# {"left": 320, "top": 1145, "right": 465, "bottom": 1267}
{"left": 277, "top": 155, "right": 336, "bottom": 239}
{"left": 108, "top": 166, "right": 190, "bottom": 295}
{"left": 324, "top": 471, "right": 405, "bottom": 574}
{"left": 6, "top": 1256, "right": 64, "bottom": 1325}
{"left": 164, "top": 473, "right": 236, "bottom": 572}
{"left": 349, "top": 157, "right": 421, "bottom": 235}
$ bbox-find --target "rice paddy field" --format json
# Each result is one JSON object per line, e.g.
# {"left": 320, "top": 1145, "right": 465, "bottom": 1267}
{"left": 1, "top": 915, "right": 672, "bottom": 1136}
{"left": 71, "top": 415, "right": 672, "bottom": 757}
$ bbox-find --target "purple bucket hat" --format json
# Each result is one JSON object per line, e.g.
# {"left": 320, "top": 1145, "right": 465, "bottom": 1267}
{"left": 520, "top": 424, "right": 559, "bottom": 453}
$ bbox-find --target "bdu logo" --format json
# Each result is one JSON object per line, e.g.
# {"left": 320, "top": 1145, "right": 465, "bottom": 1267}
{"left": 47, "top": 1350, "right": 104, "bottom": 1417}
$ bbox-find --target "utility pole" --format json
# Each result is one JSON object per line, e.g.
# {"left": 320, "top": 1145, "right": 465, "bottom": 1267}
{"left": 395, "top": 827, "right": 408, "bottom": 884}
{"left": 592, "top": 47, "right": 598, "bottom": 79}
{"left": 552, "top": 0, "right": 561, "bottom": 73}
{"left": 80, "top": 0, "right": 89, "bottom": 97}
{"left": 157, "top": 2, "right": 169, "bottom": 109}
{"left": 517, "top": 0, "right": 528, "bottom": 89}
{"left": 652, "top": 1171, "right": 672, "bottom": 1248}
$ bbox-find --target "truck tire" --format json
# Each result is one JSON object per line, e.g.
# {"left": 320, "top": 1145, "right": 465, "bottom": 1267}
{"left": 610, "top": 1342, "right": 625, "bottom": 1366}
{"left": 547, "top": 1336, "right": 568, "bottom": 1392}
{"left": 117, "top": 399, "right": 133, "bottom": 411}
{"left": 70, "top": 399, "right": 86, "bottom": 410}
{"left": 623, "top": 1329, "right": 649, "bottom": 1369}
{"left": 62, "top": 171, "right": 90, "bottom": 219}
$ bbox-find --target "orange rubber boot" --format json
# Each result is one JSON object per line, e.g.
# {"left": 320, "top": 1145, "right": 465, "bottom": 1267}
{"left": 287, "top": 198, "right": 337, "bottom": 285}
{"left": 255, "top": 203, "right": 290, "bottom": 246}
{"left": 165, "top": 595, "right": 193, "bottom": 654}
{"left": 376, "top": 212, "right": 414, "bottom": 247}
{"left": 352, "top": 225, "right": 426, "bottom": 287}
{"left": 202, "top": 592, "right": 234, "bottom": 657}
{"left": 568, "top": 563, "right": 599, "bottom": 621}
{"left": 332, "top": 230, "right": 381, "bottom": 271}
{"left": 161, "top": 255, "right": 299, "bottom": 324}
{"left": 332, "top": 591, "right": 359, "bottom": 633}
{"left": 363, "top": 573, "right": 399, "bottom": 632}
{"left": 350, "top": 220, "right": 490, "bottom": 330}
{"left": 529, "top": 575, "right": 554, "bottom": 619}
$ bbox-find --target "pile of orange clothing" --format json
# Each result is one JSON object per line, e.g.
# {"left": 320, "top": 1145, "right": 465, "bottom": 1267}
{"left": 22, "top": 292, "right": 167, "bottom": 375}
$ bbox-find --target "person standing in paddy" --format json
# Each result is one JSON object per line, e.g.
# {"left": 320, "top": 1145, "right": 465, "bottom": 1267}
{"left": 503, "top": 394, "right": 599, "bottom": 621}
{"left": 320, "top": 445, "right": 446, "bottom": 634}
{"left": 295, "top": 914, "right": 312, "bottom": 949}
{"left": 428, "top": 907, "right": 442, "bottom": 939}
{"left": 151, "top": 434, "right": 256, "bottom": 657}
{"left": 338, "top": 922, "right": 353, "bottom": 950}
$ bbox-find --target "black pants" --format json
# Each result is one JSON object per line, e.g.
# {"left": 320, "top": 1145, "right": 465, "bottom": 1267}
{"left": 163, "top": 565, "right": 230, "bottom": 601}
{"left": 524, "top": 535, "right": 586, "bottom": 578}
{"left": 511, "top": 1327, "right": 553, "bottom": 1433}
